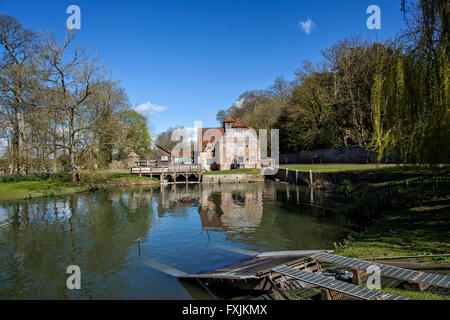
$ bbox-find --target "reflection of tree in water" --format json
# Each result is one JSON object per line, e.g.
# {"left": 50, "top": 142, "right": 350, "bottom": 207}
{"left": 0, "top": 190, "right": 155, "bottom": 299}
{"left": 249, "top": 182, "right": 347, "bottom": 250}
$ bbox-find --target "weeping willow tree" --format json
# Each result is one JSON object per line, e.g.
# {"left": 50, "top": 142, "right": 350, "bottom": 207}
{"left": 370, "top": 60, "right": 391, "bottom": 163}
{"left": 371, "top": 0, "right": 449, "bottom": 164}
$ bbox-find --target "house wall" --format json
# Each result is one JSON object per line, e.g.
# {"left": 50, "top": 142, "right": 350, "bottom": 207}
{"left": 156, "top": 147, "right": 172, "bottom": 166}
{"left": 126, "top": 156, "right": 140, "bottom": 168}
{"left": 198, "top": 127, "right": 261, "bottom": 171}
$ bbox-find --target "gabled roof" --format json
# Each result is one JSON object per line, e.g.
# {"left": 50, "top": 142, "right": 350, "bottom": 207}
{"left": 155, "top": 144, "right": 171, "bottom": 156}
{"left": 127, "top": 151, "right": 139, "bottom": 158}
{"left": 231, "top": 119, "right": 248, "bottom": 128}
{"left": 223, "top": 116, "right": 236, "bottom": 123}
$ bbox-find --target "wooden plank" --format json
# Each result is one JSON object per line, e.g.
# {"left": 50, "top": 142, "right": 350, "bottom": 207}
{"left": 178, "top": 273, "right": 257, "bottom": 280}
{"left": 310, "top": 252, "right": 450, "bottom": 289}
{"left": 257, "top": 250, "right": 332, "bottom": 258}
{"left": 272, "top": 265, "right": 410, "bottom": 300}
{"left": 214, "top": 245, "right": 260, "bottom": 257}
{"left": 144, "top": 260, "right": 188, "bottom": 277}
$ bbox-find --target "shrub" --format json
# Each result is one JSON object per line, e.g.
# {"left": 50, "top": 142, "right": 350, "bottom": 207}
{"left": 78, "top": 171, "right": 107, "bottom": 187}
{"left": 0, "top": 173, "right": 63, "bottom": 183}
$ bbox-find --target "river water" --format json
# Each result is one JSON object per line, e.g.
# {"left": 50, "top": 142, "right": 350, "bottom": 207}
{"left": 0, "top": 181, "right": 348, "bottom": 299}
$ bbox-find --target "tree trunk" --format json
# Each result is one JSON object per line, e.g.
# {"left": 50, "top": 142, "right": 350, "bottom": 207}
{"left": 69, "top": 107, "right": 78, "bottom": 184}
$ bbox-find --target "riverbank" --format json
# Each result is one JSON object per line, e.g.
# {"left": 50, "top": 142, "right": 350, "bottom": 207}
{"left": 0, "top": 172, "right": 159, "bottom": 202}
{"left": 272, "top": 165, "right": 449, "bottom": 187}
{"left": 203, "top": 168, "right": 260, "bottom": 175}
{"left": 280, "top": 164, "right": 449, "bottom": 174}
{"left": 337, "top": 197, "right": 450, "bottom": 261}
{"left": 334, "top": 197, "right": 450, "bottom": 300}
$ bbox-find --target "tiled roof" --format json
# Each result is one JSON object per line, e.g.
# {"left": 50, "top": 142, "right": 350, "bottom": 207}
{"left": 223, "top": 116, "right": 236, "bottom": 123}
{"left": 231, "top": 119, "right": 248, "bottom": 128}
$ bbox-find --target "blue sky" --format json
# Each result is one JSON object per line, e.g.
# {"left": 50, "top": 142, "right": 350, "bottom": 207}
{"left": 0, "top": 0, "right": 407, "bottom": 135}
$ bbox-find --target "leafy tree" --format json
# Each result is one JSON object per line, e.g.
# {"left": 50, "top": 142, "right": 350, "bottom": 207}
{"left": 116, "top": 110, "right": 152, "bottom": 160}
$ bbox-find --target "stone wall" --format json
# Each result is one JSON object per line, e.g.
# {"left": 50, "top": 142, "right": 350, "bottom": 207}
{"left": 202, "top": 174, "right": 264, "bottom": 184}
{"left": 269, "top": 168, "right": 414, "bottom": 185}
{"left": 280, "top": 146, "right": 372, "bottom": 164}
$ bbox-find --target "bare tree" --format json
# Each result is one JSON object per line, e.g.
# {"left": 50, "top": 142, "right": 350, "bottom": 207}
{"left": 42, "top": 31, "right": 99, "bottom": 183}
{"left": 0, "top": 14, "right": 37, "bottom": 173}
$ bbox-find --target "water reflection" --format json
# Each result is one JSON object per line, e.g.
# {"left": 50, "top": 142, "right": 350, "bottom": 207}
{"left": 199, "top": 184, "right": 263, "bottom": 234}
{"left": 0, "top": 181, "right": 347, "bottom": 299}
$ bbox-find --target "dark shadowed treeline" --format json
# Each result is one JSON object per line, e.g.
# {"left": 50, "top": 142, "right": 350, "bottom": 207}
{"left": 0, "top": 15, "right": 152, "bottom": 182}
{"left": 217, "top": 0, "right": 448, "bottom": 164}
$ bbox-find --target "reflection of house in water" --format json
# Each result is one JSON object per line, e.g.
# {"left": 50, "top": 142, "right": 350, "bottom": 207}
{"left": 150, "top": 183, "right": 264, "bottom": 234}
{"left": 198, "top": 184, "right": 263, "bottom": 235}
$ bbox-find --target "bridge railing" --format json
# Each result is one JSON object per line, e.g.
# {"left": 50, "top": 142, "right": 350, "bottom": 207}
{"left": 130, "top": 164, "right": 203, "bottom": 174}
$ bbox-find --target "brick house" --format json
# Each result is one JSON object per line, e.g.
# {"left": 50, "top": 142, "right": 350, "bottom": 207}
{"left": 197, "top": 116, "right": 261, "bottom": 171}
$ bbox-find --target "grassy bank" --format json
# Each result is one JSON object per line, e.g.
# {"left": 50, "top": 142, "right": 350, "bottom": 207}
{"left": 0, "top": 176, "right": 85, "bottom": 201}
{"left": 203, "top": 168, "right": 260, "bottom": 175}
{"left": 334, "top": 197, "right": 450, "bottom": 300}
{"left": 0, "top": 171, "right": 159, "bottom": 202}
{"left": 336, "top": 197, "right": 450, "bottom": 260}
{"left": 281, "top": 164, "right": 449, "bottom": 174}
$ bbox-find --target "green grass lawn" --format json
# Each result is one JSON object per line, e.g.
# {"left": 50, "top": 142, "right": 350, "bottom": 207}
{"left": 203, "top": 168, "right": 261, "bottom": 175}
{"left": 280, "top": 164, "right": 450, "bottom": 174}
{"left": 0, "top": 171, "right": 159, "bottom": 202}
{"left": 0, "top": 176, "right": 86, "bottom": 201}
{"left": 338, "top": 198, "right": 450, "bottom": 260}
{"left": 335, "top": 198, "right": 450, "bottom": 300}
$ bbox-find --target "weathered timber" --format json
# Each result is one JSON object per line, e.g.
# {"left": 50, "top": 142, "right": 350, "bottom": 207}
{"left": 130, "top": 165, "right": 203, "bottom": 184}
{"left": 272, "top": 265, "right": 410, "bottom": 300}
{"left": 310, "top": 252, "right": 450, "bottom": 291}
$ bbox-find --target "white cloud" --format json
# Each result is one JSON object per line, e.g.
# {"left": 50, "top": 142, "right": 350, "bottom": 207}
{"left": 134, "top": 102, "right": 168, "bottom": 116}
{"left": 299, "top": 18, "right": 314, "bottom": 35}
{"left": 173, "top": 127, "right": 197, "bottom": 143}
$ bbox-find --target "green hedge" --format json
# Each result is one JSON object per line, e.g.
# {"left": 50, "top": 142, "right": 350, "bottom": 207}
{"left": 0, "top": 173, "right": 65, "bottom": 183}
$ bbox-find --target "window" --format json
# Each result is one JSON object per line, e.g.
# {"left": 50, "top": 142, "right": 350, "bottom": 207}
{"left": 161, "top": 156, "right": 168, "bottom": 161}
